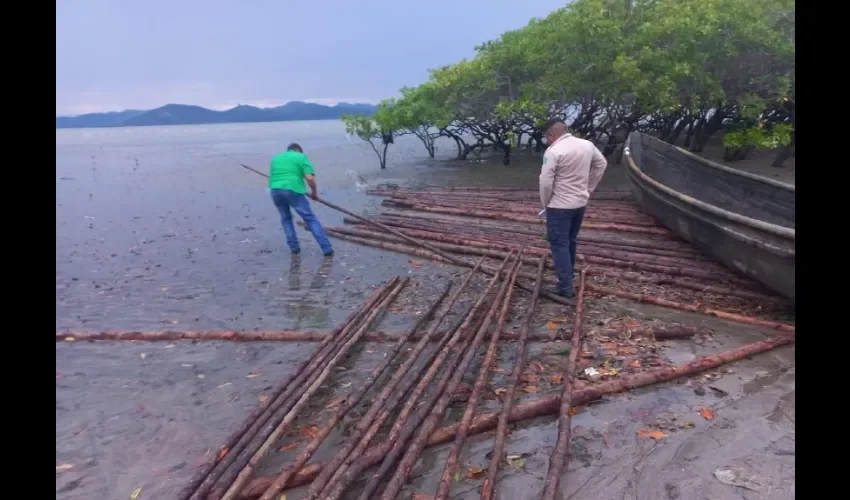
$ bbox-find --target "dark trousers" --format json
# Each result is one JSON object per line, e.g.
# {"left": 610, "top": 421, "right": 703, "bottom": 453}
{"left": 546, "top": 206, "right": 586, "bottom": 295}
{"left": 270, "top": 189, "right": 333, "bottom": 254}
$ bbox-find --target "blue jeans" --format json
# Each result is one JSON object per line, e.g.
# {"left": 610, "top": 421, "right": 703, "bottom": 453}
{"left": 270, "top": 189, "right": 333, "bottom": 255}
{"left": 546, "top": 206, "right": 586, "bottom": 295}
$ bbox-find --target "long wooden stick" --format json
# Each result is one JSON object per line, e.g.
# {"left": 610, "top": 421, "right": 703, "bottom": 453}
{"left": 218, "top": 278, "right": 409, "bottom": 500}
{"left": 481, "top": 256, "right": 546, "bottom": 500}
{"left": 541, "top": 269, "right": 588, "bottom": 500}
{"left": 332, "top": 255, "right": 514, "bottom": 500}
{"left": 240, "top": 163, "right": 467, "bottom": 266}
{"left": 56, "top": 325, "right": 701, "bottom": 343}
{"left": 434, "top": 249, "right": 525, "bottom": 499}
{"left": 257, "top": 282, "right": 452, "bottom": 500}
{"left": 240, "top": 163, "right": 581, "bottom": 308}
{"left": 319, "top": 232, "right": 796, "bottom": 332}
{"left": 378, "top": 256, "right": 518, "bottom": 500}
{"left": 238, "top": 332, "right": 795, "bottom": 499}
{"left": 181, "top": 280, "right": 396, "bottom": 500}
{"left": 305, "top": 257, "right": 486, "bottom": 498}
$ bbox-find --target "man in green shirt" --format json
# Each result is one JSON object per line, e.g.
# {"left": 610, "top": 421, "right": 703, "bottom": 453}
{"left": 268, "top": 143, "right": 334, "bottom": 256}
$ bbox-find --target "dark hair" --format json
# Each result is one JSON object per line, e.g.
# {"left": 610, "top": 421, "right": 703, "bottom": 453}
{"left": 542, "top": 118, "right": 566, "bottom": 133}
{"left": 287, "top": 143, "right": 303, "bottom": 152}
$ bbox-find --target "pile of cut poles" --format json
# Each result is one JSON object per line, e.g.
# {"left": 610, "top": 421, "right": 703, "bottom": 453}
{"left": 169, "top": 253, "right": 793, "bottom": 500}
{"left": 162, "top": 170, "right": 794, "bottom": 498}
{"left": 310, "top": 185, "right": 794, "bottom": 333}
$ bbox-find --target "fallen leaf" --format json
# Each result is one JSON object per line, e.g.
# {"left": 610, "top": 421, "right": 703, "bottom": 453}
{"left": 325, "top": 398, "right": 345, "bottom": 410}
{"left": 551, "top": 374, "right": 564, "bottom": 384}
{"left": 636, "top": 429, "right": 668, "bottom": 440}
{"left": 618, "top": 346, "right": 638, "bottom": 355}
{"left": 698, "top": 407, "right": 716, "bottom": 421}
{"left": 681, "top": 421, "right": 695, "bottom": 429}
{"left": 520, "top": 373, "right": 539, "bottom": 383}
{"left": 409, "top": 260, "right": 423, "bottom": 268}
{"left": 465, "top": 465, "right": 486, "bottom": 479}
{"left": 629, "top": 360, "right": 642, "bottom": 368}
{"left": 130, "top": 487, "right": 143, "bottom": 499}
{"left": 341, "top": 382, "right": 352, "bottom": 388}
{"left": 494, "top": 388, "right": 508, "bottom": 395}
{"left": 301, "top": 426, "right": 320, "bottom": 439}
{"left": 56, "top": 463, "right": 75, "bottom": 472}
{"left": 278, "top": 441, "right": 299, "bottom": 453}
{"left": 278, "top": 495, "right": 287, "bottom": 500}
{"left": 505, "top": 455, "right": 525, "bottom": 467}
{"left": 546, "top": 321, "right": 558, "bottom": 331}
{"left": 522, "top": 385, "right": 538, "bottom": 394}
{"left": 531, "top": 361, "right": 546, "bottom": 372}
{"left": 623, "top": 319, "right": 641, "bottom": 329}
{"left": 568, "top": 407, "right": 577, "bottom": 416}
{"left": 64, "top": 337, "right": 76, "bottom": 342}
{"left": 216, "top": 448, "right": 229, "bottom": 460}
{"left": 246, "top": 373, "right": 261, "bottom": 379}
{"left": 258, "top": 394, "right": 269, "bottom": 404}
{"left": 412, "top": 493, "right": 435, "bottom": 500}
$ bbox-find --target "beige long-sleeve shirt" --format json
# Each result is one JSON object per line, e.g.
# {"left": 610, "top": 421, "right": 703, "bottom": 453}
{"left": 539, "top": 133, "right": 608, "bottom": 209}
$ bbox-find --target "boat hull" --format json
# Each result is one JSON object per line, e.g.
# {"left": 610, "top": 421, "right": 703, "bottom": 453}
{"left": 624, "top": 133, "right": 795, "bottom": 302}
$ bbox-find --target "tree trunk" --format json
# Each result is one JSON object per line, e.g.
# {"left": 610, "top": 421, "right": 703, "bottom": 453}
{"left": 380, "top": 143, "right": 389, "bottom": 169}
{"left": 723, "top": 146, "right": 753, "bottom": 162}
{"left": 669, "top": 116, "right": 691, "bottom": 145}
{"left": 692, "top": 108, "right": 726, "bottom": 152}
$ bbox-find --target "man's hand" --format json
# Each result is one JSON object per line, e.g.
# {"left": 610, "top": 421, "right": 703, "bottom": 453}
{"left": 310, "top": 191, "right": 318, "bottom": 201}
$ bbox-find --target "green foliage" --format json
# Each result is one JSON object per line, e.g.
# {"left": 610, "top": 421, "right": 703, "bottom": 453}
{"left": 723, "top": 123, "right": 793, "bottom": 149}
{"left": 352, "top": 0, "right": 795, "bottom": 168}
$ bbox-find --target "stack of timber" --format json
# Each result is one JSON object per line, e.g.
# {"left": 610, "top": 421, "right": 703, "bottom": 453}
{"left": 316, "top": 184, "right": 794, "bottom": 331}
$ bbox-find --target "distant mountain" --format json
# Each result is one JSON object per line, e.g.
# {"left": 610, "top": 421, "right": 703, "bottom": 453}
{"left": 56, "top": 101, "right": 378, "bottom": 129}
{"left": 55, "top": 109, "right": 146, "bottom": 128}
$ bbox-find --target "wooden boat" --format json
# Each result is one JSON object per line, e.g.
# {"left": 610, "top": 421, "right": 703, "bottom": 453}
{"left": 624, "top": 132, "right": 795, "bottom": 302}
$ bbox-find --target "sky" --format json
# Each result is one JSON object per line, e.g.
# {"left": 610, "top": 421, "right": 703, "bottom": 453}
{"left": 56, "top": 0, "right": 568, "bottom": 116}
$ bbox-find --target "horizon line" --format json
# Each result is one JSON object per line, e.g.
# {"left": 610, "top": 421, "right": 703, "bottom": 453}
{"left": 55, "top": 98, "right": 380, "bottom": 118}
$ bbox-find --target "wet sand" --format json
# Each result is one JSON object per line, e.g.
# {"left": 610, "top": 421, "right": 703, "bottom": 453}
{"left": 56, "top": 124, "right": 794, "bottom": 499}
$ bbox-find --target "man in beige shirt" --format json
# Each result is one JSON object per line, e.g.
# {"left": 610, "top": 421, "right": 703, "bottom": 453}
{"left": 539, "top": 119, "right": 608, "bottom": 298}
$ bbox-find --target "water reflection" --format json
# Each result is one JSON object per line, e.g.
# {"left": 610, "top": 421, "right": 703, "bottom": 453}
{"left": 284, "top": 255, "right": 334, "bottom": 329}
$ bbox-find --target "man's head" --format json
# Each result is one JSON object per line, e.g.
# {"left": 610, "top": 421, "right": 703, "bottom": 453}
{"left": 542, "top": 119, "right": 568, "bottom": 147}
{"left": 287, "top": 143, "right": 303, "bottom": 153}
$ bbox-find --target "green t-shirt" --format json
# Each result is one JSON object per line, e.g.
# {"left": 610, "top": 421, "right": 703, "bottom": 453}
{"left": 268, "top": 151, "right": 316, "bottom": 194}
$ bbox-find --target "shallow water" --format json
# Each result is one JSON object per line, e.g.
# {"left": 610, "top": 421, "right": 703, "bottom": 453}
{"left": 56, "top": 121, "right": 542, "bottom": 333}
{"left": 56, "top": 122, "right": 794, "bottom": 500}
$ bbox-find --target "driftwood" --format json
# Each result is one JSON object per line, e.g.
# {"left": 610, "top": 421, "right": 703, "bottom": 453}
{"left": 239, "top": 333, "right": 795, "bottom": 499}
